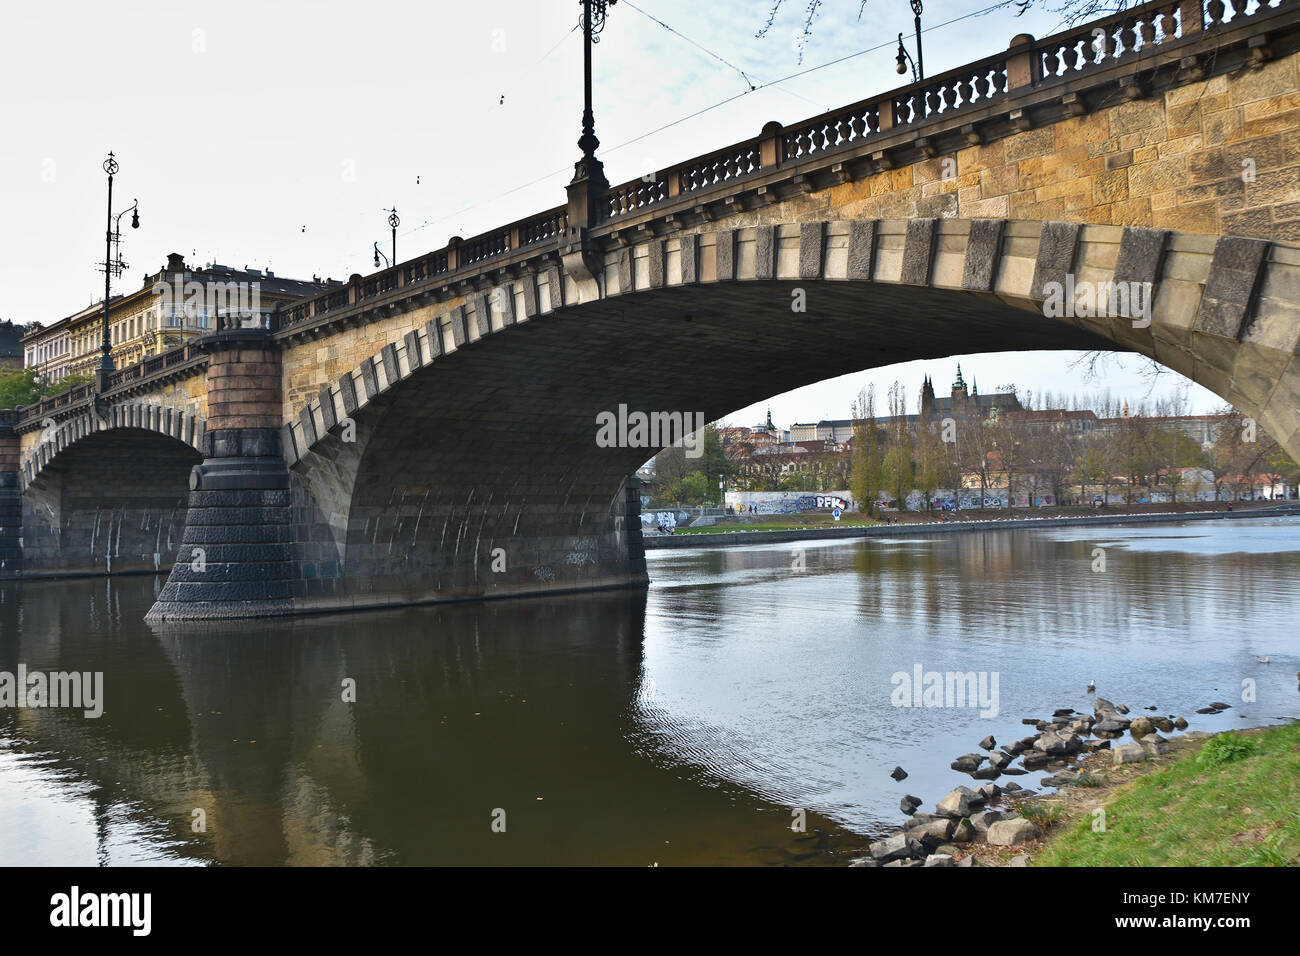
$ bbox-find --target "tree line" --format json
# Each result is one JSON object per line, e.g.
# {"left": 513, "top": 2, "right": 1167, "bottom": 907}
{"left": 849, "top": 383, "right": 1299, "bottom": 514}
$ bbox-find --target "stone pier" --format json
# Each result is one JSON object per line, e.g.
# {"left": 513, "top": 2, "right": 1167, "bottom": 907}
{"left": 146, "top": 327, "right": 297, "bottom": 620}
{"left": 0, "top": 415, "right": 20, "bottom": 579}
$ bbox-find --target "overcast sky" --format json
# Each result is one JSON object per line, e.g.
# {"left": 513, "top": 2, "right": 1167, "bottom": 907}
{"left": 0, "top": 0, "right": 1222, "bottom": 423}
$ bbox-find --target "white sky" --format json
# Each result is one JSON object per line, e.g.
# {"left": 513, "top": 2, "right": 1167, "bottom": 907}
{"left": 0, "top": 0, "right": 1222, "bottom": 423}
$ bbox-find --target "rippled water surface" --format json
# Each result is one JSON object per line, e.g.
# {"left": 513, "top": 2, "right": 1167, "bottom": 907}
{"left": 2, "top": 516, "right": 1298, "bottom": 865}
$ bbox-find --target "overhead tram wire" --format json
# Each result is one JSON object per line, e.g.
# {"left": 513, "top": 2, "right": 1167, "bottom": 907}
{"left": 600, "top": 0, "right": 1018, "bottom": 155}
{"left": 366, "top": 0, "right": 1021, "bottom": 266}
{"left": 620, "top": 0, "right": 824, "bottom": 109}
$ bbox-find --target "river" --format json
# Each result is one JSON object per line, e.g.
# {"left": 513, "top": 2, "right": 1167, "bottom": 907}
{"left": 2, "top": 515, "right": 1298, "bottom": 865}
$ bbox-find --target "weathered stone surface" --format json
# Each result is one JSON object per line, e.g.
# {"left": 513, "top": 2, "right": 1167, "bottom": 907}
{"left": 1195, "top": 236, "right": 1270, "bottom": 339}
{"left": 969, "top": 809, "right": 1008, "bottom": 835}
{"left": 844, "top": 220, "right": 875, "bottom": 279}
{"left": 869, "top": 833, "right": 911, "bottom": 862}
{"left": 936, "top": 788, "right": 975, "bottom": 818}
{"left": 754, "top": 225, "right": 776, "bottom": 280}
{"left": 680, "top": 233, "right": 700, "bottom": 284}
{"left": 1140, "top": 733, "right": 1171, "bottom": 756}
{"left": 1113, "top": 226, "right": 1168, "bottom": 290}
{"left": 1030, "top": 221, "right": 1081, "bottom": 300}
{"left": 714, "top": 229, "right": 737, "bottom": 281}
{"left": 1114, "top": 743, "right": 1148, "bottom": 764}
{"left": 986, "top": 818, "right": 1042, "bottom": 846}
{"left": 900, "top": 218, "right": 937, "bottom": 285}
{"left": 951, "top": 753, "right": 986, "bottom": 772}
{"left": 799, "top": 222, "right": 824, "bottom": 279}
{"left": 907, "top": 818, "right": 955, "bottom": 853}
{"left": 961, "top": 218, "right": 1005, "bottom": 291}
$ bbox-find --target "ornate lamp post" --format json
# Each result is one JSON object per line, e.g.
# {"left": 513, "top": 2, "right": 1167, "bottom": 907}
{"left": 568, "top": 0, "right": 616, "bottom": 228}
{"left": 912, "top": 0, "right": 924, "bottom": 80}
{"left": 895, "top": 1, "right": 924, "bottom": 82}
{"left": 98, "top": 152, "right": 140, "bottom": 391}
{"left": 386, "top": 207, "right": 399, "bottom": 265}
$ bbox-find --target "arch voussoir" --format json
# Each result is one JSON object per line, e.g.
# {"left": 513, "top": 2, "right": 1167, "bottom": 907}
{"left": 21, "top": 402, "right": 206, "bottom": 492}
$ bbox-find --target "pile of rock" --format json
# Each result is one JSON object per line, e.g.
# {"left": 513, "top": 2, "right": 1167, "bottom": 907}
{"left": 855, "top": 695, "right": 1203, "bottom": 866}
{"left": 856, "top": 783, "right": 1042, "bottom": 867}
{"left": 947, "top": 697, "right": 1193, "bottom": 782}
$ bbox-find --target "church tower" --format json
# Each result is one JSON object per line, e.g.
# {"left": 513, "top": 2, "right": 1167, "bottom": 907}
{"left": 920, "top": 374, "right": 936, "bottom": 418}
{"left": 951, "top": 364, "right": 969, "bottom": 405}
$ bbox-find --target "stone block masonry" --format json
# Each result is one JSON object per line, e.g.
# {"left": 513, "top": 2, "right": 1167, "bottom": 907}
{"left": 0, "top": 425, "right": 20, "bottom": 578}
{"left": 147, "top": 329, "right": 298, "bottom": 621}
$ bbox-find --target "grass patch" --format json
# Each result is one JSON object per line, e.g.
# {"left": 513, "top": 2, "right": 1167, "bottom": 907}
{"left": 1034, "top": 722, "right": 1300, "bottom": 866}
{"left": 1198, "top": 731, "right": 1260, "bottom": 768}
{"left": 1019, "top": 802, "right": 1067, "bottom": 825}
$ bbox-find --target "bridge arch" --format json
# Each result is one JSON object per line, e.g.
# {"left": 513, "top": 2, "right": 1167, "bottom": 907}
{"left": 278, "top": 217, "right": 1300, "bottom": 611}
{"left": 21, "top": 403, "right": 207, "bottom": 575}
{"left": 22, "top": 402, "right": 206, "bottom": 490}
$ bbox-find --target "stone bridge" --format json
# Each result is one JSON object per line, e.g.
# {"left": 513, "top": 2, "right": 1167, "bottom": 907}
{"left": 3, "top": 0, "right": 1300, "bottom": 619}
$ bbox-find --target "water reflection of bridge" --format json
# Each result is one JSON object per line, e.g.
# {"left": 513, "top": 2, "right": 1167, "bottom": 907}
{"left": 0, "top": 577, "right": 857, "bottom": 865}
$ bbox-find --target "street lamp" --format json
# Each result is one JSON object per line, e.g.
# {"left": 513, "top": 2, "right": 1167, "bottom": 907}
{"left": 373, "top": 242, "right": 391, "bottom": 270}
{"left": 895, "top": 1, "right": 924, "bottom": 81}
{"left": 912, "top": 0, "right": 924, "bottom": 80}
{"left": 577, "top": 0, "right": 616, "bottom": 168}
{"left": 569, "top": 0, "right": 616, "bottom": 225}
{"left": 98, "top": 151, "right": 140, "bottom": 389}
{"left": 895, "top": 34, "right": 918, "bottom": 81}
{"left": 384, "top": 207, "right": 399, "bottom": 266}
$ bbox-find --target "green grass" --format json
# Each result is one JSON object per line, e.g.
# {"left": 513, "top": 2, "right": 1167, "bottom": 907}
{"left": 1034, "top": 722, "right": 1300, "bottom": 866}
{"left": 1198, "top": 731, "right": 1261, "bottom": 768}
{"left": 1020, "top": 802, "right": 1067, "bottom": 825}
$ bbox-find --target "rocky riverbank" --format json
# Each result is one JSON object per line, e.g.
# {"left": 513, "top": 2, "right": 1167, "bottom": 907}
{"left": 852, "top": 695, "right": 1235, "bottom": 867}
